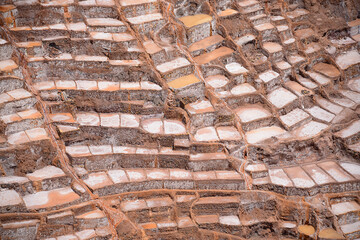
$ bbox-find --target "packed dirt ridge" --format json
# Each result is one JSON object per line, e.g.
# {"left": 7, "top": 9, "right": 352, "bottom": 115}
{"left": 0, "top": 0, "right": 359, "bottom": 239}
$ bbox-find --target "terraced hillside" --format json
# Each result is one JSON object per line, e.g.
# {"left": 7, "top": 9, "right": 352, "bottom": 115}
{"left": 0, "top": 0, "right": 360, "bottom": 239}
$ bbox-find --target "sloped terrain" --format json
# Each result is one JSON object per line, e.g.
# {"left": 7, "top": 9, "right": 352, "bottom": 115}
{"left": 0, "top": 0, "right": 360, "bottom": 239}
